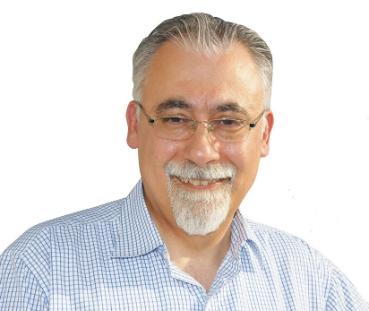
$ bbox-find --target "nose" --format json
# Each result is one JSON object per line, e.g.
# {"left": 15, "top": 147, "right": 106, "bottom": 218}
{"left": 183, "top": 122, "right": 220, "bottom": 167}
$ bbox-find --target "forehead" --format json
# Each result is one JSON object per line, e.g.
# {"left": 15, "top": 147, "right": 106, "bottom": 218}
{"left": 141, "top": 41, "right": 265, "bottom": 113}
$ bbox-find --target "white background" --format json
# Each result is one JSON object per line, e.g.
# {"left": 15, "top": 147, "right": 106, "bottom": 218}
{"left": 0, "top": 0, "right": 368, "bottom": 301}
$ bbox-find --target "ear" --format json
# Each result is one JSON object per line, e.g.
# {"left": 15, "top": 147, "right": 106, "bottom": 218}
{"left": 126, "top": 100, "right": 139, "bottom": 149}
{"left": 260, "top": 111, "right": 274, "bottom": 157}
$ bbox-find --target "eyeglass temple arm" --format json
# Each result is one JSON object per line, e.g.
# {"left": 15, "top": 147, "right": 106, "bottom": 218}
{"left": 249, "top": 110, "right": 266, "bottom": 128}
{"left": 134, "top": 101, "right": 155, "bottom": 123}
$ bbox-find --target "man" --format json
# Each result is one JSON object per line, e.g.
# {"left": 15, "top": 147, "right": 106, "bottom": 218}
{"left": 0, "top": 12, "right": 367, "bottom": 310}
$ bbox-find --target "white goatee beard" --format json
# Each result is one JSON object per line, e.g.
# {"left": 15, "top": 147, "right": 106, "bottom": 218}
{"left": 165, "top": 161, "right": 236, "bottom": 236}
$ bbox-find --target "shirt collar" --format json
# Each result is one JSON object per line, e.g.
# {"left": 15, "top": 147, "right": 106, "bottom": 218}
{"left": 230, "top": 210, "right": 261, "bottom": 256}
{"left": 238, "top": 214, "right": 268, "bottom": 271}
{"left": 111, "top": 180, "right": 164, "bottom": 258}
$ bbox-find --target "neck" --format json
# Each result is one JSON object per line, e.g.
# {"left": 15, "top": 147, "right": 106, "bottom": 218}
{"left": 166, "top": 220, "right": 232, "bottom": 257}
{"left": 143, "top": 190, "right": 235, "bottom": 290}
{"left": 152, "top": 207, "right": 234, "bottom": 290}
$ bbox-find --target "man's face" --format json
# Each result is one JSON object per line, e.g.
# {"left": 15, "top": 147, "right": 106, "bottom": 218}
{"left": 126, "top": 41, "right": 273, "bottom": 235}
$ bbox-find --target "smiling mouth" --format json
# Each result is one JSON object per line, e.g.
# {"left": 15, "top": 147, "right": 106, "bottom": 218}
{"left": 172, "top": 176, "right": 231, "bottom": 187}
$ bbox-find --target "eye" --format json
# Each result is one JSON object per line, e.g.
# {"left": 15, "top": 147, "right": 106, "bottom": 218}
{"left": 214, "top": 118, "right": 244, "bottom": 127}
{"left": 160, "top": 116, "right": 191, "bottom": 125}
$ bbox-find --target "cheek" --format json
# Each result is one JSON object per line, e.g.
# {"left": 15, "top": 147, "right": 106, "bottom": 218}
{"left": 139, "top": 137, "right": 179, "bottom": 174}
{"left": 222, "top": 142, "right": 257, "bottom": 170}
{"left": 222, "top": 142, "right": 261, "bottom": 188}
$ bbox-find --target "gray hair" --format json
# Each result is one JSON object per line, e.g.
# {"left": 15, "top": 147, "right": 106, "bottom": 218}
{"left": 132, "top": 12, "right": 273, "bottom": 109}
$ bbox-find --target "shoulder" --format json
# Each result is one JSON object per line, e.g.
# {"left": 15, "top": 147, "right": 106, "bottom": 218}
{"left": 0, "top": 197, "right": 127, "bottom": 303}
{"left": 245, "top": 220, "right": 368, "bottom": 308}
{"left": 0, "top": 197, "right": 126, "bottom": 267}
{"left": 245, "top": 220, "right": 332, "bottom": 283}
{"left": 246, "top": 219, "right": 315, "bottom": 256}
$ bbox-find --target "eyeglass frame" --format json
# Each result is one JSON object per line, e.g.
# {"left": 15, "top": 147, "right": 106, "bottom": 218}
{"left": 134, "top": 101, "right": 265, "bottom": 141}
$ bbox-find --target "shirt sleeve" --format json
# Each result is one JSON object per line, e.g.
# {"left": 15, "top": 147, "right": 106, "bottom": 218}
{"left": 325, "top": 261, "right": 369, "bottom": 311}
{"left": 0, "top": 249, "right": 49, "bottom": 311}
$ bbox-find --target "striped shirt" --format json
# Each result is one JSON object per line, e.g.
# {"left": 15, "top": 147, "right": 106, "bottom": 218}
{"left": 0, "top": 180, "right": 367, "bottom": 310}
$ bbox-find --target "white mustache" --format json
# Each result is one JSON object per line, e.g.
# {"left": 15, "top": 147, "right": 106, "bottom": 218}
{"left": 165, "top": 161, "right": 236, "bottom": 180}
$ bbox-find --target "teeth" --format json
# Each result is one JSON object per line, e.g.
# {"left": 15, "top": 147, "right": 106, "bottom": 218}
{"left": 177, "top": 177, "right": 221, "bottom": 186}
{"left": 191, "top": 179, "right": 201, "bottom": 186}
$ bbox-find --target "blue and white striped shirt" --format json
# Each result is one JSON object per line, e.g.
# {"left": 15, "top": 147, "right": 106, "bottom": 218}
{"left": 0, "top": 181, "right": 367, "bottom": 310}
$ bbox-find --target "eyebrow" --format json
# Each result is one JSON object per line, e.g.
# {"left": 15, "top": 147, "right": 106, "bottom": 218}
{"left": 155, "top": 99, "right": 191, "bottom": 114}
{"left": 215, "top": 103, "right": 250, "bottom": 117}
{"left": 154, "top": 99, "right": 251, "bottom": 118}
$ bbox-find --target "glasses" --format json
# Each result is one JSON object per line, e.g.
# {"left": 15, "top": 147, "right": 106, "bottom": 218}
{"left": 135, "top": 101, "right": 265, "bottom": 142}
